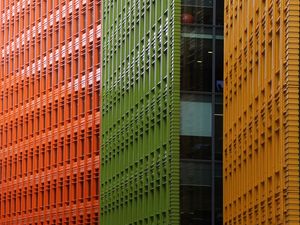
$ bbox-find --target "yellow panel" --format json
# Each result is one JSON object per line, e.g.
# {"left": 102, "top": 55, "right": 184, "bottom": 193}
{"left": 223, "top": 0, "right": 299, "bottom": 224}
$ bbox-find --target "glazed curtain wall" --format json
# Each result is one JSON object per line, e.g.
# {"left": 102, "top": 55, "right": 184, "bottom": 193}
{"left": 180, "top": 0, "right": 224, "bottom": 224}
{"left": 101, "top": 1, "right": 181, "bottom": 224}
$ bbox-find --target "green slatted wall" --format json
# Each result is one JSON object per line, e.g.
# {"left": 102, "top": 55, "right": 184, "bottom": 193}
{"left": 101, "top": 0, "right": 181, "bottom": 224}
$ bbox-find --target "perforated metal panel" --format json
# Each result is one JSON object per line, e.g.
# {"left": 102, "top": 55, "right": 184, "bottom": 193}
{"left": 101, "top": 0, "right": 181, "bottom": 224}
{"left": 224, "top": 0, "right": 300, "bottom": 224}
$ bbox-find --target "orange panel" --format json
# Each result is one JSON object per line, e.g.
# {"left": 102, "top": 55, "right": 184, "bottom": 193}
{"left": 224, "top": 0, "right": 299, "bottom": 224}
{"left": 0, "top": 0, "right": 101, "bottom": 224}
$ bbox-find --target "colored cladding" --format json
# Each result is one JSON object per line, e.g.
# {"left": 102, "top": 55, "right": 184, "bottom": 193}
{"left": 101, "top": 0, "right": 180, "bottom": 224}
{"left": 0, "top": 0, "right": 101, "bottom": 224}
{"left": 224, "top": 0, "right": 299, "bottom": 224}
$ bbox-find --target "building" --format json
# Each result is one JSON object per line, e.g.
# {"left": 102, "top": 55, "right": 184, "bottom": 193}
{"left": 224, "top": 0, "right": 299, "bottom": 224}
{"left": 0, "top": 0, "right": 101, "bottom": 224}
{"left": 101, "top": 0, "right": 223, "bottom": 224}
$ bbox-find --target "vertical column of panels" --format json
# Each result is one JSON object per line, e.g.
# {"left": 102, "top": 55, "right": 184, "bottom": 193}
{"left": 223, "top": 0, "right": 299, "bottom": 224}
{"left": 0, "top": 0, "right": 101, "bottom": 224}
{"left": 101, "top": 0, "right": 180, "bottom": 224}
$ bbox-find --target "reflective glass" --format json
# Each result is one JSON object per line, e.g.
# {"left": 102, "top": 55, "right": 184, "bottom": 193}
{"left": 182, "top": 0, "right": 213, "bottom": 26}
{"left": 216, "top": 0, "right": 224, "bottom": 25}
{"left": 181, "top": 38, "right": 213, "bottom": 92}
{"left": 215, "top": 177, "right": 223, "bottom": 225}
{"left": 180, "top": 1, "right": 224, "bottom": 224}
{"left": 181, "top": 160, "right": 212, "bottom": 185}
{"left": 215, "top": 40, "right": 224, "bottom": 92}
{"left": 180, "top": 136, "right": 211, "bottom": 159}
{"left": 181, "top": 185, "right": 212, "bottom": 225}
{"left": 215, "top": 115, "right": 223, "bottom": 160}
{"left": 215, "top": 162, "right": 223, "bottom": 225}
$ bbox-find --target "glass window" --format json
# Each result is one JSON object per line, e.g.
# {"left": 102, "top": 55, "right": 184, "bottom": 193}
{"left": 181, "top": 38, "right": 213, "bottom": 92}
{"left": 180, "top": 93, "right": 212, "bottom": 136}
{"left": 181, "top": 185, "right": 212, "bottom": 225}
{"left": 214, "top": 115, "right": 223, "bottom": 160}
{"left": 215, "top": 177, "right": 223, "bottom": 225}
{"left": 181, "top": 0, "right": 213, "bottom": 25}
{"left": 180, "top": 136, "right": 211, "bottom": 160}
{"left": 181, "top": 161, "right": 211, "bottom": 186}
{"left": 215, "top": 95, "right": 223, "bottom": 160}
{"left": 215, "top": 40, "right": 224, "bottom": 92}
{"left": 216, "top": 0, "right": 224, "bottom": 26}
{"left": 181, "top": 101, "right": 212, "bottom": 136}
{"left": 215, "top": 95, "right": 223, "bottom": 114}
{"left": 214, "top": 162, "right": 223, "bottom": 225}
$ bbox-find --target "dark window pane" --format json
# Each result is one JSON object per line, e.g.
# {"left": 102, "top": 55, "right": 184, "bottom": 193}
{"left": 215, "top": 115, "right": 223, "bottom": 160}
{"left": 183, "top": 0, "right": 213, "bottom": 7}
{"left": 181, "top": 185, "right": 212, "bottom": 225}
{"left": 215, "top": 177, "right": 223, "bottom": 225}
{"left": 216, "top": 26, "right": 224, "bottom": 36}
{"left": 181, "top": 38, "right": 213, "bottom": 92}
{"left": 181, "top": 160, "right": 212, "bottom": 185}
{"left": 214, "top": 162, "right": 223, "bottom": 225}
{"left": 215, "top": 40, "right": 224, "bottom": 92}
{"left": 180, "top": 136, "right": 211, "bottom": 159}
{"left": 215, "top": 103, "right": 223, "bottom": 114}
{"left": 216, "top": 0, "right": 224, "bottom": 25}
{"left": 215, "top": 95, "right": 223, "bottom": 114}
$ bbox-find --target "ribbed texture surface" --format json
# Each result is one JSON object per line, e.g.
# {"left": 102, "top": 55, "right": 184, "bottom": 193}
{"left": 0, "top": 1, "right": 101, "bottom": 224}
{"left": 224, "top": 0, "right": 299, "bottom": 224}
{"left": 101, "top": 0, "right": 180, "bottom": 224}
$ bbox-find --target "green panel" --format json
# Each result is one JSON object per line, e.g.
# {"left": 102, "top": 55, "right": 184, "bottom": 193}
{"left": 101, "top": 0, "right": 181, "bottom": 224}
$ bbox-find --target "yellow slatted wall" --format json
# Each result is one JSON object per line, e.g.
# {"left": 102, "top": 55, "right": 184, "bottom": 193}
{"left": 224, "top": 0, "right": 299, "bottom": 224}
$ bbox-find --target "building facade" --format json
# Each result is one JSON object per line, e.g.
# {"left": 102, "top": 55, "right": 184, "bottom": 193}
{"left": 0, "top": 0, "right": 101, "bottom": 224}
{"left": 224, "top": 0, "right": 299, "bottom": 224}
{"left": 180, "top": 0, "right": 223, "bottom": 224}
{"left": 101, "top": 0, "right": 224, "bottom": 224}
{"left": 101, "top": 0, "right": 181, "bottom": 224}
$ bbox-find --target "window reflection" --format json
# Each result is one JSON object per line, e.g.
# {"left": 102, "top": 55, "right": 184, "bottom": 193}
{"left": 181, "top": 38, "right": 213, "bottom": 92}
{"left": 181, "top": 101, "right": 212, "bottom": 136}
{"left": 181, "top": 136, "right": 211, "bottom": 159}
{"left": 181, "top": 186, "right": 212, "bottom": 225}
{"left": 182, "top": 0, "right": 213, "bottom": 25}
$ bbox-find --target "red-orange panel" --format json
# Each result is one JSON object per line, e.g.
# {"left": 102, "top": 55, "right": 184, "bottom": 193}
{"left": 0, "top": 0, "right": 101, "bottom": 224}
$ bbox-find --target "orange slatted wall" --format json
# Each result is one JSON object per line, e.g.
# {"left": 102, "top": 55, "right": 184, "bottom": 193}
{"left": 0, "top": 0, "right": 101, "bottom": 224}
{"left": 224, "top": 0, "right": 299, "bottom": 224}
